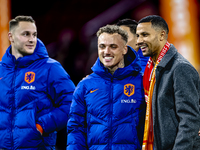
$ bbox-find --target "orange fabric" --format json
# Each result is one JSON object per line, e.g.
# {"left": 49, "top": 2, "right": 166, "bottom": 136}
{"left": 142, "top": 42, "right": 170, "bottom": 150}
{"left": 160, "top": 0, "right": 200, "bottom": 70}
{"left": 142, "top": 67, "right": 155, "bottom": 150}
{"left": 36, "top": 124, "right": 43, "bottom": 135}
{"left": 0, "top": 0, "right": 10, "bottom": 60}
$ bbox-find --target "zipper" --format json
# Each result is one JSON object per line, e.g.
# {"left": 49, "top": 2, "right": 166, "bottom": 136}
{"left": 11, "top": 62, "right": 18, "bottom": 149}
{"left": 108, "top": 77, "right": 113, "bottom": 149}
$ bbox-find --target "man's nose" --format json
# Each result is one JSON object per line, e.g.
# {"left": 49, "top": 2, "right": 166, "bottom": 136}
{"left": 137, "top": 36, "right": 143, "bottom": 45}
{"left": 29, "top": 35, "right": 35, "bottom": 42}
{"left": 104, "top": 47, "right": 110, "bottom": 53}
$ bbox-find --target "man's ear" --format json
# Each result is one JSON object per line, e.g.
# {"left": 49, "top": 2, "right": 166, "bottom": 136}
{"left": 123, "top": 45, "right": 128, "bottom": 55}
{"left": 160, "top": 30, "right": 166, "bottom": 41}
{"left": 8, "top": 32, "right": 14, "bottom": 42}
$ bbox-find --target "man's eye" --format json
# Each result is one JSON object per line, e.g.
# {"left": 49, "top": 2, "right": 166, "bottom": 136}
{"left": 23, "top": 32, "right": 29, "bottom": 36}
{"left": 99, "top": 45, "right": 105, "bottom": 49}
{"left": 143, "top": 34, "right": 148, "bottom": 37}
{"left": 111, "top": 45, "right": 117, "bottom": 49}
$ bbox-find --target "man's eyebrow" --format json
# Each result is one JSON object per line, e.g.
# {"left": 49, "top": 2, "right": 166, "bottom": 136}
{"left": 140, "top": 31, "right": 149, "bottom": 35}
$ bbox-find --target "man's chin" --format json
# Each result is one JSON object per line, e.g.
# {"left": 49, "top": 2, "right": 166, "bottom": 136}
{"left": 142, "top": 52, "right": 149, "bottom": 57}
{"left": 22, "top": 50, "right": 35, "bottom": 56}
{"left": 104, "top": 64, "right": 112, "bottom": 68}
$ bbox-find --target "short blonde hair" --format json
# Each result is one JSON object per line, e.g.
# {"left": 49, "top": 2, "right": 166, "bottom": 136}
{"left": 97, "top": 25, "right": 128, "bottom": 43}
{"left": 9, "top": 16, "right": 35, "bottom": 31}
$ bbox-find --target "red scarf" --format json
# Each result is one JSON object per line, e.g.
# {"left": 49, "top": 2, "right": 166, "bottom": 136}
{"left": 142, "top": 42, "right": 170, "bottom": 150}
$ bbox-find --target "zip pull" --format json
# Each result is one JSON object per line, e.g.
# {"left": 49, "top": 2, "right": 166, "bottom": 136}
{"left": 15, "top": 63, "right": 17, "bottom": 69}
{"left": 111, "top": 77, "right": 113, "bottom": 83}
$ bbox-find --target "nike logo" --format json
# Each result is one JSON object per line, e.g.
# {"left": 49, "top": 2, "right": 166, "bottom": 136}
{"left": 90, "top": 89, "right": 98, "bottom": 93}
{"left": 0, "top": 77, "right": 3, "bottom": 80}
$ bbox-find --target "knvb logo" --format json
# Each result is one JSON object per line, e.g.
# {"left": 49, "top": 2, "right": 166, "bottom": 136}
{"left": 124, "top": 83, "right": 135, "bottom": 97}
{"left": 25, "top": 71, "right": 35, "bottom": 84}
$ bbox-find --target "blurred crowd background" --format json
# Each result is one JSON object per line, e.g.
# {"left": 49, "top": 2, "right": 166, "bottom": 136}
{"left": 0, "top": 0, "right": 200, "bottom": 85}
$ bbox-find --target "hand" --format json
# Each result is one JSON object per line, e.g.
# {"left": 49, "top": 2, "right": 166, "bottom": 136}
{"left": 82, "top": 75, "right": 89, "bottom": 80}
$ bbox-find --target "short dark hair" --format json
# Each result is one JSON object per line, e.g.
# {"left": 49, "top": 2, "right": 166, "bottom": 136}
{"left": 9, "top": 16, "right": 35, "bottom": 31}
{"left": 138, "top": 15, "right": 169, "bottom": 34}
{"left": 97, "top": 24, "right": 128, "bottom": 43}
{"left": 116, "top": 18, "right": 138, "bottom": 35}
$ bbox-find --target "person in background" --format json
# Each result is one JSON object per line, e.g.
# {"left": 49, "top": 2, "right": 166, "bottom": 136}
{"left": 136, "top": 15, "right": 200, "bottom": 150}
{"left": 0, "top": 15, "right": 75, "bottom": 149}
{"left": 116, "top": 18, "right": 149, "bottom": 74}
{"left": 67, "top": 25, "right": 146, "bottom": 150}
